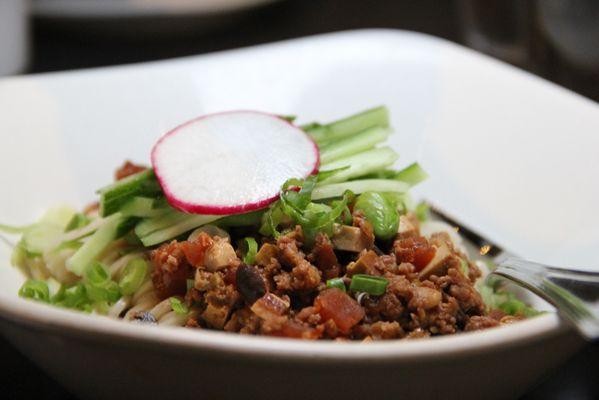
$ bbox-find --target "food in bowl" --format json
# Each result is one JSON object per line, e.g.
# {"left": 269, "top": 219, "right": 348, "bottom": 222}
{"left": 1, "top": 107, "right": 538, "bottom": 340}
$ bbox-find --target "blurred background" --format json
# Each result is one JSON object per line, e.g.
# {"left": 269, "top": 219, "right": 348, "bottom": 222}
{"left": 2, "top": 0, "right": 599, "bottom": 102}
{"left": 1, "top": 0, "right": 598, "bottom": 399}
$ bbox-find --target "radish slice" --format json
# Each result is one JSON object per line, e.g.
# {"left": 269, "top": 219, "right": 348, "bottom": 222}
{"left": 152, "top": 111, "right": 320, "bottom": 215}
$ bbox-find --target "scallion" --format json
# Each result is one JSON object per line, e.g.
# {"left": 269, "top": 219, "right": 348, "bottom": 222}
{"left": 18, "top": 280, "right": 50, "bottom": 302}
{"left": 326, "top": 278, "right": 346, "bottom": 292}
{"left": 119, "top": 258, "right": 148, "bottom": 295}
{"left": 349, "top": 274, "right": 388, "bottom": 296}
{"left": 83, "top": 262, "right": 121, "bottom": 303}
{"left": 55, "top": 283, "right": 90, "bottom": 311}
{"left": 170, "top": 297, "right": 189, "bottom": 315}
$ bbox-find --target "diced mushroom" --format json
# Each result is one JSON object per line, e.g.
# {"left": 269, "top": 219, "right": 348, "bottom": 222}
{"left": 251, "top": 293, "right": 290, "bottom": 320}
{"left": 204, "top": 237, "right": 237, "bottom": 271}
{"left": 200, "top": 283, "right": 239, "bottom": 329}
{"left": 331, "top": 224, "right": 372, "bottom": 252}
{"left": 346, "top": 250, "right": 379, "bottom": 276}
{"left": 255, "top": 243, "right": 279, "bottom": 266}
{"left": 397, "top": 215, "right": 418, "bottom": 239}
{"left": 276, "top": 320, "right": 322, "bottom": 340}
{"left": 201, "top": 303, "right": 230, "bottom": 329}
{"left": 409, "top": 286, "right": 442, "bottom": 310}
{"left": 418, "top": 244, "right": 452, "bottom": 279}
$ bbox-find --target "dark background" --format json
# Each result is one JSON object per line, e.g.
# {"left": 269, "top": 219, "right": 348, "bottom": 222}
{"left": 3, "top": 0, "right": 598, "bottom": 399}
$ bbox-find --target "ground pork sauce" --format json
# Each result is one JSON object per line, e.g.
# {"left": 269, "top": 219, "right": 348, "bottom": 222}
{"left": 113, "top": 160, "right": 520, "bottom": 340}
{"left": 148, "top": 211, "right": 518, "bottom": 341}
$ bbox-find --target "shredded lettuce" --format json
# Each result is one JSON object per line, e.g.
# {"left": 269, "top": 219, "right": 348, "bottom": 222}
{"left": 241, "top": 237, "right": 258, "bottom": 265}
{"left": 480, "top": 270, "right": 541, "bottom": 317}
{"left": 272, "top": 176, "right": 354, "bottom": 243}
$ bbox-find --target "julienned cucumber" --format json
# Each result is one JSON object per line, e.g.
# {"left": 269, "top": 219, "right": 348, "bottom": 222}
{"left": 319, "top": 146, "right": 399, "bottom": 184}
{"left": 134, "top": 209, "right": 263, "bottom": 246}
{"left": 217, "top": 210, "right": 264, "bottom": 227}
{"left": 120, "top": 196, "right": 169, "bottom": 218}
{"left": 140, "top": 214, "right": 220, "bottom": 246}
{"left": 67, "top": 213, "right": 128, "bottom": 276}
{"left": 97, "top": 170, "right": 161, "bottom": 217}
{"left": 134, "top": 210, "right": 191, "bottom": 238}
{"left": 312, "top": 179, "right": 409, "bottom": 201}
{"left": 319, "top": 126, "right": 390, "bottom": 164}
{"left": 394, "top": 162, "right": 428, "bottom": 186}
{"left": 302, "top": 106, "right": 389, "bottom": 145}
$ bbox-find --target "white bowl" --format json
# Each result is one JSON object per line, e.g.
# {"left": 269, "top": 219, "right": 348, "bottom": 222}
{"left": 1, "top": 29, "right": 597, "bottom": 400}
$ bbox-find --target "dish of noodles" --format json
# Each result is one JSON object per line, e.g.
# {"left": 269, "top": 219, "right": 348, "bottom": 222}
{"left": 1, "top": 106, "right": 538, "bottom": 341}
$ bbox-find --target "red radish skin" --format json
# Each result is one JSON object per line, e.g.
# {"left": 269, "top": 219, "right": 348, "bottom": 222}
{"left": 152, "top": 111, "right": 320, "bottom": 215}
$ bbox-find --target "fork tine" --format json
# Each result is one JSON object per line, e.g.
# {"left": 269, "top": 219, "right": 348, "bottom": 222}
{"left": 494, "top": 258, "right": 599, "bottom": 340}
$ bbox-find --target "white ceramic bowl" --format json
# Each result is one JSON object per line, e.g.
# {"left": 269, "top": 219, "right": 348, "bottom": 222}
{"left": 1, "top": 29, "right": 597, "bottom": 400}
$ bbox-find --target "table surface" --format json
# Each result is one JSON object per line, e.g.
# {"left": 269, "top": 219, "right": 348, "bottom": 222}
{"left": 2, "top": 1, "right": 598, "bottom": 399}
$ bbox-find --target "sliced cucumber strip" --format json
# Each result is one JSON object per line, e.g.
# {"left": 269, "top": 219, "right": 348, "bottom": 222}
{"left": 319, "top": 126, "right": 390, "bottom": 164}
{"left": 98, "top": 170, "right": 161, "bottom": 217}
{"left": 302, "top": 106, "right": 389, "bottom": 144}
{"left": 312, "top": 179, "right": 409, "bottom": 200}
{"left": 140, "top": 214, "right": 220, "bottom": 247}
{"left": 319, "top": 147, "right": 399, "bottom": 184}
{"left": 67, "top": 213, "right": 127, "bottom": 276}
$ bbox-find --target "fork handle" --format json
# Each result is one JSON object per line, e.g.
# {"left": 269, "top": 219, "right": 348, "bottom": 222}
{"left": 493, "top": 257, "right": 599, "bottom": 340}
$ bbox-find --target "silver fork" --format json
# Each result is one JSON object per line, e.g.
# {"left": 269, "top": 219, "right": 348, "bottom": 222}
{"left": 429, "top": 206, "right": 599, "bottom": 340}
{"left": 493, "top": 258, "right": 599, "bottom": 340}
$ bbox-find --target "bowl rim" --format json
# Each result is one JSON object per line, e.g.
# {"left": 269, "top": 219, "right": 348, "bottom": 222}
{"left": 0, "top": 292, "right": 567, "bottom": 362}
